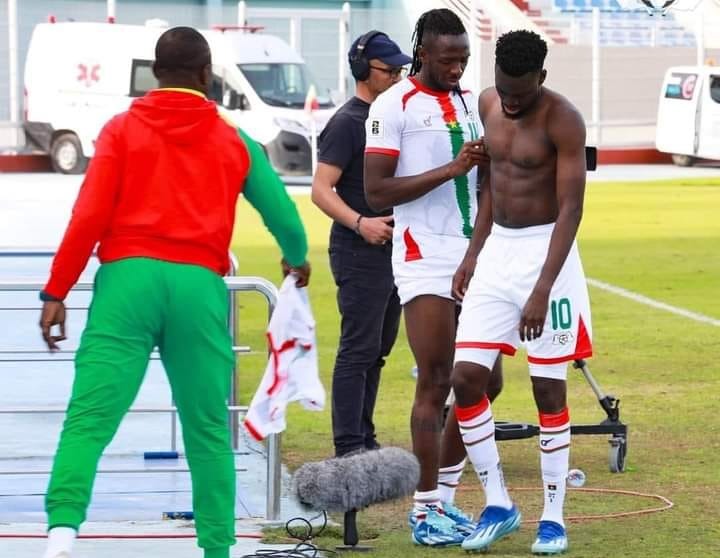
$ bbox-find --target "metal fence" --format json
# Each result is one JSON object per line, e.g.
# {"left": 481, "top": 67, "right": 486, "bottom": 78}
{"left": 0, "top": 253, "right": 284, "bottom": 520}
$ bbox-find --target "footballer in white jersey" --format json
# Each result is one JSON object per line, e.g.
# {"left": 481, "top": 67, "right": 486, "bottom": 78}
{"left": 365, "top": 76, "right": 483, "bottom": 303}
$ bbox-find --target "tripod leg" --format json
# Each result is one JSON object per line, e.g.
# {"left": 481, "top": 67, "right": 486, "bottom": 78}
{"left": 573, "top": 359, "right": 620, "bottom": 423}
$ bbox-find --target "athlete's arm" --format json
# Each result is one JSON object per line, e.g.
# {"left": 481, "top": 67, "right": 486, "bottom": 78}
{"left": 311, "top": 113, "right": 392, "bottom": 245}
{"left": 40, "top": 118, "right": 124, "bottom": 349}
{"left": 311, "top": 113, "right": 361, "bottom": 229}
{"left": 363, "top": 86, "right": 485, "bottom": 212}
{"left": 452, "top": 172, "right": 493, "bottom": 300}
{"left": 519, "top": 101, "right": 586, "bottom": 342}
{"left": 42, "top": 119, "right": 123, "bottom": 302}
{"left": 477, "top": 87, "right": 495, "bottom": 123}
{"left": 364, "top": 142, "right": 485, "bottom": 212}
{"left": 311, "top": 162, "right": 350, "bottom": 224}
{"left": 312, "top": 162, "right": 392, "bottom": 245}
{"left": 239, "top": 129, "right": 310, "bottom": 285}
{"left": 468, "top": 171, "right": 493, "bottom": 259}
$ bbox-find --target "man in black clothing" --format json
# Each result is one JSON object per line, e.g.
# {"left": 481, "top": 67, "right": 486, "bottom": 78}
{"left": 311, "top": 31, "right": 411, "bottom": 457}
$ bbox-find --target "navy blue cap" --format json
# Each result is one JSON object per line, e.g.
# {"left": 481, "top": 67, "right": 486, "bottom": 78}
{"left": 349, "top": 32, "right": 412, "bottom": 67}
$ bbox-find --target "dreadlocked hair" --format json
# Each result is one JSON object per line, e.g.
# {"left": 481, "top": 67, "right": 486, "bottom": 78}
{"left": 409, "top": 8, "right": 466, "bottom": 76}
{"left": 495, "top": 30, "right": 547, "bottom": 77}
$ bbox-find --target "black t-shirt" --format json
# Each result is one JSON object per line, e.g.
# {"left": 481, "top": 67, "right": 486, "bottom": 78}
{"left": 318, "top": 96, "right": 391, "bottom": 238}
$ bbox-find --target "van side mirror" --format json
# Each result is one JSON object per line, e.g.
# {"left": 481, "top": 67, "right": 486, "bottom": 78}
{"left": 223, "top": 90, "right": 250, "bottom": 111}
{"left": 223, "top": 90, "right": 238, "bottom": 110}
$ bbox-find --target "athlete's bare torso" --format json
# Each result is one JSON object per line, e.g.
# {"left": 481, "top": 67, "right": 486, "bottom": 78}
{"left": 480, "top": 87, "right": 579, "bottom": 228}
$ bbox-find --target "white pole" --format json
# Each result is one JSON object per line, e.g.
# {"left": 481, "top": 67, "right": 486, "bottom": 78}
{"left": 469, "top": 0, "right": 482, "bottom": 94}
{"left": 237, "top": 1, "right": 247, "bottom": 27}
{"left": 107, "top": 0, "right": 116, "bottom": 22}
{"left": 591, "top": 7, "right": 601, "bottom": 145}
{"left": 570, "top": 14, "right": 578, "bottom": 45}
{"left": 338, "top": 2, "right": 350, "bottom": 99}
{"left": 8, "top": 0, "right": 19, "bottom": 147}
{"left": 310, "top": 117, "right": 318, "bottom": 176}
{"left": 289, "top": 17, "right": 299, "bottom": 52}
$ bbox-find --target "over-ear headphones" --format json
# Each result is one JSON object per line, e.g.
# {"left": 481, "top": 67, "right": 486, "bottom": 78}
{"left": 349, "top": 30, "right": 387, "bottom": 81}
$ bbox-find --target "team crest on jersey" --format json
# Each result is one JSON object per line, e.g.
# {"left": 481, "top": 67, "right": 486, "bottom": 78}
{"left": 552, "top": 331, "right": 575, "bottom": 346}
{"left": 370, "top": 118, "right": 384, "bottom": 138}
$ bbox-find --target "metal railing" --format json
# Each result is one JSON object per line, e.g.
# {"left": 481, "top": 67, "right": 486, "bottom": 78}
{"left": 0, "top": 261, "right": 284, "bottom": 520}
{"left": 0, "top": 248, "right": 247, "bottom": 453}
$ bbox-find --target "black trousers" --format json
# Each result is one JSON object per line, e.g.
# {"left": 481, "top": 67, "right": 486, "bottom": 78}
{"left": 329, "top": 233, "right": 401, "bottom": 457}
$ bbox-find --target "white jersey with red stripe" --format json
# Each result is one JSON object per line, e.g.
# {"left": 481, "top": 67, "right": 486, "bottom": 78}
{"left": 244, "top": 275, "right": 325, "bottom": 441}
{"left": 365, "top": 77, "right": 482, "bottom": 266}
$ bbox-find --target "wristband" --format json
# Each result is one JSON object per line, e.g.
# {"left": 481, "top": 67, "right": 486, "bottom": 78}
{"left": 39, "top": 290, "right": 62, "bottom": 302}
{"left": 354, "top": 215, "right": 364, "bottom": 235}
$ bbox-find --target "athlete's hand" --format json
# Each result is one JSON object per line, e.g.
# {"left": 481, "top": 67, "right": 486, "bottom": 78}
{"left": 359, "top": 215, "right": 393, "bottom": 245}
{"left": 452, "top": 253, "right": 478, "bottom": 301}
{"left": 519, "top": 287, "right": 550, "bottom": 342}
{"left": 282, "top": 259, "right": 312, "bottom": 287}
{"left": 39, "top": 301, "right": 67, "bottom": 351}
{"left": 446, "top": 139, "right": 487, "bottom": 177}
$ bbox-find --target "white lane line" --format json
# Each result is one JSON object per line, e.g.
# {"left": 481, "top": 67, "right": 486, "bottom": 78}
{"left": 587, "top": 277, "right": 720, "bottom": 327}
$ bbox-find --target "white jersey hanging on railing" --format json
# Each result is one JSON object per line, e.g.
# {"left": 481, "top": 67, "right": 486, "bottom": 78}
{"left": 244, "top": 274, "right": 325, "bottom": 441}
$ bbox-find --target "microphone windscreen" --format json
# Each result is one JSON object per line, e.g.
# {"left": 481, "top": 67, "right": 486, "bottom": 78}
{"left": 292, "top": 447, "right": 419, "bottom": 512}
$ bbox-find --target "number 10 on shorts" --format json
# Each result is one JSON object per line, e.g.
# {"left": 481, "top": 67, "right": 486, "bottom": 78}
{"left": 550, "top": 298, "right": 572, "bottom": 330}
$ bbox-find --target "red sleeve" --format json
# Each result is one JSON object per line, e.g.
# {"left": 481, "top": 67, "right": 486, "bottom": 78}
{"left": 43, "top": 118, "right": 123, "bottom": 300}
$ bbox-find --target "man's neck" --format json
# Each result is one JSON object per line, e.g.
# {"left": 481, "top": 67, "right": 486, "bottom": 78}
{"left": 157, "top": 81, "right": 205, "bottom": 95}
{"left": 414, "top": 71, "right": 445, "bottom": 93}
{"left": 355, "top": 82, "right": 377, "bottom": 104}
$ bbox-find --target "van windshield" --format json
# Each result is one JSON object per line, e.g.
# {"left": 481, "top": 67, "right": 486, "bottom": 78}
{"left": 239, "top": 63, "right": 333, "bottom": 108}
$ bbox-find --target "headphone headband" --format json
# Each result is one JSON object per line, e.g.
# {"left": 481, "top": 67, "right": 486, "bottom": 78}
{"left": 350, "top": 30, "right": 387, "bottom": 81}
{"left": 355, "top": 29, "right": 385, "bottom": 55}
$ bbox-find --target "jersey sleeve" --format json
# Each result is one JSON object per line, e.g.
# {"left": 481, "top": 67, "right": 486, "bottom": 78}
{"left": 43, "top": 117, "right": 123, "bottom": 300}
{"left": 239, "top": 128, "right": 308, "bottom": 267}
{"left": 364, "top": 89, "right": 403, "bottom": 157}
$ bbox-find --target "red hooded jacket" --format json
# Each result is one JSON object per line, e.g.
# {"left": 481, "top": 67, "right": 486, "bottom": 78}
{"left": 44, "top": 89, "right": 250, "bottom": 300}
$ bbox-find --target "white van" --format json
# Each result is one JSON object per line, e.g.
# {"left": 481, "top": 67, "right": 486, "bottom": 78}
{"left": 23, "top": 21, "right": 336, "bottom": 175}
{"left": 655, "top": 65, "right": 720, "bottom": 166}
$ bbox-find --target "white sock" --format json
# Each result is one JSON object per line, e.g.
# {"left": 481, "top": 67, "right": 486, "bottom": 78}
{"left": 538, "top": 408, "right": 571, "bottom": 528}
{"left": 456, "top": 397, "right": 512, "bottom": 510}
{"left": 438, "top": 459, "right": 466, "bottom": 504}
{"left": 43, "top": 527, "right": 77, "bottom": 558}
{"left": 413, "top": 488, "right": 442, "bottom": 519}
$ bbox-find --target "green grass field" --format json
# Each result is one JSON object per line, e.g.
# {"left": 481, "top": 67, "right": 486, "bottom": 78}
{"left": 231, "top": 178, "right": 720, "bottom": 557}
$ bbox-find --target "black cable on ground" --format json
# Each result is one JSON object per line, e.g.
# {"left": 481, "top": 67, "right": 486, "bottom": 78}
{"left": 239, "top": 511, "right": 338, "bottom": 558}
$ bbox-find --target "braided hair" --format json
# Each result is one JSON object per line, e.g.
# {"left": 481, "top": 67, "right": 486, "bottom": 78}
{"left": 409, "top": 8, "right": 467, "bottom": 76}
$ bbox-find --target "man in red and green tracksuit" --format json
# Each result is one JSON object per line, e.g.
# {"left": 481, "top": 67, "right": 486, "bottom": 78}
{"left": 38, "top": 27, "right": 310, "bottom": 558}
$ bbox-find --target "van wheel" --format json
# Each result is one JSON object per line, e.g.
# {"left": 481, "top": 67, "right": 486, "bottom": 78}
{"left": 671, "top": 154, "right": 695, "bottom": 167}
{"left": 51, "top": 133, "right": 88, "bottom": 174}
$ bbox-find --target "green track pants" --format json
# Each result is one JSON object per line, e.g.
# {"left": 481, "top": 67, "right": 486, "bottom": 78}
{"left": 46, "top": 258, "right": 235, "bottom": 558}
